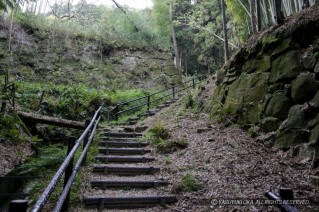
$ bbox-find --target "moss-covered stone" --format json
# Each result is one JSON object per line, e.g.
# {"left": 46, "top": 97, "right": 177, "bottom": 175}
{"left": 270, "top": 51, "right": 302, "bottom": 82}
{"left": 291, "top": 73, "right": 319, "bottom": 103}
{"left": 223, "top": 72, "right": 269, "bottom": 124}
{"left": 310, "top": 123, "right": 319, "bottom": 143}
{"left": 257, "top": 56, "right": 271, "bottom": 72}
{"left": 271, "top": 38, "right": 297, "bottom": 56}
{"left": 265, "top": 92, "right": 292, "bottom": 120}
{"left": 216, "top": 69, "right": 226, "bottom": 85}
{"left": 303, "top": 55, "right": 317, "bottom": 70}
{"left": 242, "top": 59, "right": 260, "bottom": 73}
{"left": 285, "top": 104, "right": 310, "bottom": 129}
{"left": 261, "top": 117, "right": 280, "bottom": 132}
{"left": 275, "top": 129, "right": 309, "bottom": 150}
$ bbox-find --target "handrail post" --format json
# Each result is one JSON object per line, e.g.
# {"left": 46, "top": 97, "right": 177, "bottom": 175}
{"left": 172, "top": 86, "right": 175, "bottom": 101}
{"left": 192, "top": 78, "right": 195, "bottom": 88}
{"left": 62, "top": 138, "right": 75, "bottom": 212}
{"left": 147, "top": 95, "right": 150, "bottom": 112}
{"left": 12, "top": 83, "right": 16, "bottom": 110}
{"left": 115, "top": 105, "right": 119, "bottom": 121}
{"left": 81, "top": 120, "right": 90, "bottom": 166}
{"left": 9, "top": 200, "right": 28, "bottom": 212}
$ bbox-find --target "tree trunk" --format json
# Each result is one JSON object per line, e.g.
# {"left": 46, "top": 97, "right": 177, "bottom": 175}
{"left": 17, "top": 111, "right": 86, "bottom": 129}
{"left": 221, "top": 0, "right": 229, "bottom": 63}
{"left": 250, "top": 0, "right": 257, "bottom": 34}
{"left": 169, "top": 0, "right": 181, "bottom": 74}
{"left": 256, "top": 0, "right": 261, "bottom": 31}
{"left": 8, "top": 8, "right": 14, "bottom": 52}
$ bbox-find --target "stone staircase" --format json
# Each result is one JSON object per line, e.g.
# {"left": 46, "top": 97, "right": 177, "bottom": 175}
{"left": 83, "top": 130, "right": 177, "bottom": 210}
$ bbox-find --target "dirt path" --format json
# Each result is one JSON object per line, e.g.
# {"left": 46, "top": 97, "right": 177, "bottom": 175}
{"left": 131, "top": 79, "right": 319, "bottom": 212}
{"left": 75, "top": 78, "right": 319, "bottom": 211}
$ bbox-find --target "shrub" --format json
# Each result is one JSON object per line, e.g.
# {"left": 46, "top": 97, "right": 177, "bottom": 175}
{"left": 148, "top": 121, "right": 171, "bottom": 140}
{"left": 181, "top": 174, "right": 201, "bottom": 192}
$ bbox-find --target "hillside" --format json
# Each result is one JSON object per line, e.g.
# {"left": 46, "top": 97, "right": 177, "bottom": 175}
{"left": 1, "top": 1, "right": 319, "bottom": 212}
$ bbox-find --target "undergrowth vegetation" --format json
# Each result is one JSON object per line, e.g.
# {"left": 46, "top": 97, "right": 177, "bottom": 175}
{"left": 9, "top": 133, "right": 100, "bottom": 205}
{"left": 181, "top": 173, "right": 201, "bottom": 192}
{"left": 0, "top": 112, "right": 27, "bottom": 143}
{"left": 146, "top": 121, "right": 188, "bottom": 153}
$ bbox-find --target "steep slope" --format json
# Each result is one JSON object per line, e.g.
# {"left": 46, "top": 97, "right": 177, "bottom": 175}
{"left": 0, "top": 17, "right": 180, "bottom": 90}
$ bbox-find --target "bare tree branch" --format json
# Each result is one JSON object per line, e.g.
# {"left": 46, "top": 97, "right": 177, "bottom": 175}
{"left": 111, "top": 0, "right": 139, "bottom": 33}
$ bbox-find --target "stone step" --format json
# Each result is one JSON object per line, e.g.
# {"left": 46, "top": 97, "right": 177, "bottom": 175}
{"left": 127, "top": 120, "right": 137, "bottom": 125}
{"left": 102, "top": 132, "right": 142, "bottom": 138}
{"left": 84, "top": 196, "right": 177, "bottom": 209}
{"left": 165, "top": 100, "right": 173, "bottom": 105}
{"left": 99, "top": 141, "right": 149, "bottom": 148}
{"left": 96, "top": 156, "right": 155, "bottom": 163}
{"left": 90, "top": 180, "right": 169, "bottom": 189}
{"left": 128, "top": 117, "right": 139, "bottom": 121}
{"left": 93, "top": 165, "right": 160, "bottom": 175}
{"left": 99, "top": 148, "right": 151, "bottom": 155}
{"left": 157, "top": 105, "right": 166, "bottom": 109}
{"left": 100, "top": 137, "right": 137, "bottom": 142}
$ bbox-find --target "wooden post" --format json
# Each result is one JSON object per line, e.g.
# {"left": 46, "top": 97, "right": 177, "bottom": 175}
{"left": 221, "top": 0, "right": 229, "bottom": 63}
{"left": 37, "top": 91, "right": 45, "bottom": 111}
{"left": 192, "top": 78, "right": 195, "bottom": 89}
{"left": 82, "top": 120, "right": 90, "bottom": 166}
{"left": 9, "top": 200, "right": 28, "bottom": 212}
{"left": 1, "top": 70, "right": 9, "bottom": 112}
{"left": 147, "top": 96, "right": 151, "bottom": 112}
{"left": 12, "top": 84, "right": 16, "bottom": 110}
{"left": 172, "top": 86, "right": 175, "bottom": 100}
{"left": 62, "top": 139, "right": 75, "bottom": 212}
{"left": 256, "top": 0, "right": 261, "bottom": 31}
{"left": 274, "top": 0, "right": 283, "bottom": 25}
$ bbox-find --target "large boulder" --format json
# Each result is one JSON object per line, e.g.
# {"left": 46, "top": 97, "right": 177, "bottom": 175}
{"left": 270, "top": 51, "right": 302, "bottom": 82}
{"left": 275, "top": 129, "right": 308, "bottom": 150}
{"left": 285, "top": 104, "right": 312, "bottom": 129}
{"left": 223, "top": 72, "right": 269, "bottom": 124}
{"left": 265, "top": 92, "right": 292, "bottom": 120}
{"left": 291, "top": 73, "right": 319, "bottom": 103}
{"left": 261, "top": 117, "right": 281, "bottom": 132}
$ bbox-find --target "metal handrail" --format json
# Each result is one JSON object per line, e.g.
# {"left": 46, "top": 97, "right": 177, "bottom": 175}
{"left": 116, "top": 77, "right": 198, "bottom": 107}
{"left": 31, "top": 106, "right": 102, "bottom": 212}
{"left": 114, "top": 77, "right": 205, "bottom": 120}
{"left": 54, "top": 116, "right": 101, "bottom": 212}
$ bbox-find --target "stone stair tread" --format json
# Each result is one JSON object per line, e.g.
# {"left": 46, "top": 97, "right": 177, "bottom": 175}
{"left": 99, "top": 148, "right": 151, "bottom": 155}
{"left": 90, "top": 180, "right": 169, "bottom": 189}
{"left": 100, "top": 137, "right": 138, "bottom": 142}
{"left": 96, "top": 156, "right": 155, "bottom": 163}
{"left": 83, "top": 195, "right": 177, "bottom": 209}
{"left": 102, "top": 132, "right": 142, "bottom": 138}
{"left": 93, "top": 165, "right": 160, "bottom": 175}
{"left": 98, "top": 141, "right": 149, "bottom": 147}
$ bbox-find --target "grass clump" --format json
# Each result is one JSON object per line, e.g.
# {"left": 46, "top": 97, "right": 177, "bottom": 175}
{"left": 0, "top": 112, "right": 27, "bottom": 143}
{"left": 183, "top": 93, "right": 195, "bottom": 109}
{"left": 181, "top": 173, "right": 201, "bottom": 192}
{"left": 146, "top": 121, "right": 188, "bottom": 153}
